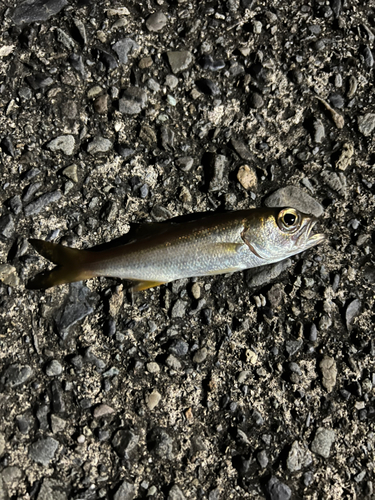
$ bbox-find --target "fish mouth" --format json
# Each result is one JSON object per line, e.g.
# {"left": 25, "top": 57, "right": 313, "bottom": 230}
{"left": 296, "top": 217, "right": 326, "bottom": 249}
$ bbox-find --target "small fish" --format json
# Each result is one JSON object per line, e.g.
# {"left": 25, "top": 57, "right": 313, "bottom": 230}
{"left": 27, "top": 207, "right": 325, "bottom": 291}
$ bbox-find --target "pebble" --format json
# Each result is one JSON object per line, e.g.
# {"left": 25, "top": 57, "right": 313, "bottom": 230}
{"left": 146, "top": 362, "right": 160, "bottom": 374}
{"left": 114, "top": 480, "right": 136, "bottom": 500}
{"left": 230, "top": 139, "right": 253, "bottom": 161}
{"left": 0, "top": 433, "right": 4, "bottom": 456}
{"left": 176, "top": 156, "right": 194, "bottom": 172}
{"left": 146, "top": 12, "right": 168, "bottom": 32}
{"left": 112, "top": 38, "right": 139, "bottom": 64}
{"left": 249, "top": 92, "right": 264, "bottom": 109}
{"left": 257, "top": 450, "right": 268, "bottom": 469}
{"left": 36, "top": 478, "right": 67, "bottom": 500}
{"left": 24, "top": 190, "right": 62, "bottom": 216}
{"left": 47, "top": 135, "right": 75, "bottom": 155}
{"left": 9, "top": 195, "right": 23, "bottom": 215}
{"left": 50, "top": 414, "right": 67, "bottom": 433}
{"left": 11, "top": 0, "right": 68, "bottom": 25}
{"left": 358, "top": 113, "right": 375, "bottom": 136}
{"left": 167, "top": 51, "right": 193, "bottom": 74}
{"left": 93, "top": 94, "right": 108, "bottom": 114}
{"left": 169, "top": 340, "right": 189, "bottom": 357}
{"left": 1, "top": 136, "right": 15, "bottom": 157}
{"left": 345, "top": 298, "right": 361, "bottom": 331}
{"left": 168, "top": 485, "right": 186, "bottom": 500}
{"left": 237, "top": 164, "right": 257, "bottom": 190}
{"left": 311, "top": 428, "right": 335, "bottom": 458}
{"left": 320, "top": 356, "right": 337, "bottom": 393}
{"left": 285, "top": 340, "right": 303, "bottom": 357}
{"left": 22, "top": 182, "right": 43, "bottom": 203}
{"left": 29, "top": 437, "right": 59, "bottom": 466}
{"left": 68, "top": 53, "right": 85, "bottom": 79}
{"left": 51, "top": 380, "right": 65, "bottom": 413}
{"left": 321, "top": 170, "right": 346, "bottom": 195}
{"left": 93, "top": 404, "right": 115, "bottom": 418}
{"left": 147, "top": 390, "right": 162, "bottom": 410}
{"left": 208, "top": 153, "right": 227, "bottom": 192}
{"left": 200, "top": 54, "right": 225, "bottom": 71}
{"left": 328, "top": 93, "right": 344, "bottom": 109}
{"left": 56, "top": 27, "right": 74, "bottom": 49}
{"left": 117, "top": 146, "right": 135, "bottom": 159}
{"left": 45, "top": 360, "right": 63, "bottom": 377}
{"left": 196, "top": 78, "right": 221, "bottom": 96}
{"left": 119, "top": 87, "right": 148, "bottom": 114}
{"left": 84, "top": 347, "right": 106, "bottom": 370}
{"left": 99, "top": 50, "right": 118, "bottom": 71}
{"left": 87, "top": 136, "right": 113, "bottom": 154}
{"left": 139, "top": 124, "right": 157, "bottom": 145}
{"left": 0, "top": 214, "right": 15, "bottom": 238}
{"left": 138, "top": 56, "right": 153, "bottom": 69}
{"left": 363, "top": 46, "right": 374, "bottom": 69}
{"left": 62, "top": 164, "right": 78, "bottom": 182}
{"left": 264, "top": 186, "right": 324, "bottom": 217}
{"left": 1, "top": 364, "right": 33, "bottom": 388}
{"left": 165, "top": 74, "right": 179, "bottom": 89}
{"left": 165, "top": 355, "right": 181, "bottom": 371}
{"left": 1, "top": 466, "right": 22, "bottom": 485}
{"left": 112, "top": 430, "right": 139, "bottom": 459}
{"left": 193, "top": 347, "right": 208, "bottom": 364}
{"left": 286, "top": 441, "right": 313, "bottom": 472}
{"left": 265, "top": 476, "right": 292, "bottom": 500}
{"left": 347, "top": 75, "right": 358, "bottom": 99}
{"left": 171, "top": 299, "right": 187, "bottom": 318}
{"left": 148, "top": 427, "right": 174, "bottom": 460}
{"left": 161, "top": 127, "right": 175, "bottom": 149}
{"left": 147, "top": 78, "right": 160, "bottom": 92}
{"left": 335, "top": 142, "right": 354, "bottom": 171}
{"left": 313, "top": 118, "right": 325, "bottom": 143}
{"left": 246, "top": 259, "right": 292, "bottom": 288}
{"left": 54, "top": 282, "right": 94, "bottom": 340}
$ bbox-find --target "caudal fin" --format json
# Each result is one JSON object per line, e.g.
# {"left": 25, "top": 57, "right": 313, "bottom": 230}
{"left": 27, "top": 239, "right": 95, "bottom": 289}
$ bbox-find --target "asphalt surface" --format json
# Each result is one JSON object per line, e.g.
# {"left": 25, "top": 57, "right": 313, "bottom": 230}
{"left": 0, "top": 0, "right": 374, "bottom": 499}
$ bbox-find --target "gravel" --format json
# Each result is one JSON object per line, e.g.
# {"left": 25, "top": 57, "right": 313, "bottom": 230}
{"left": 1, "top": 1, "right": 375, "bottom": 498}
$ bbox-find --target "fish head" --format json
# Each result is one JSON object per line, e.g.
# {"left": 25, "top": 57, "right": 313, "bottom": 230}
{"left": 241, "top": 207, "right": 325, "bottom": 262}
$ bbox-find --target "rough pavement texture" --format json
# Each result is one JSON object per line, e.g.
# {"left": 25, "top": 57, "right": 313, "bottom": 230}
{"left": 0, "top": 1, "right": 375, "bottom": 499}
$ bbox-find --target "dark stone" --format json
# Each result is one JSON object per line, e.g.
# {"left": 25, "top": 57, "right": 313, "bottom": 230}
{"left": 0, "top": 214, "right": 15, "bottom": 239}
{"left": 11, "top": 0, "right": 68, "bottom": 26}
{"left": 54, "top": 282, "right": 94, "bottom": 340}
{"left": 29, "top": 437, "right": 59, "bottom": 466}
{"left": 83, "top": 347, "right": 106, "bottom": 370}
{"left": 24, "top": 190, "right": 62, "bottom": 216}
{"left": 265, "top": 476, "right": 292, "bottom": 500}
{"left": 1, "top": 364, "right": 33, "bottom": 387}
{"left": 99, "top": 50, "right": 118, "bottom": 71}
{"left": 26, "top": 73, "right": 54, "bottom": 90}
{"left": 69, "top": 53, "right": 86, "bottom": 78}
{"left": 22, "top": 182, "right": 43, "bottom": 203}
{"left": 112, "top": 429, "right": 139, "bottom": 459}
{"left": 169, "top": 339, "right": 189, "bottom": 357}
{"left": 1, "top": 136, "right": 15, "bottom": 156}
{"left": 196, "top": 78, "right": 221, "bottom": 96}
{"left": 51, "top": 380, "right": 65, "bottom": 413}
{"left": 112, "top": 38, "right": 139, "bottom": 64}
{"left": 147, "top": 427, "right": 174, "bottom": 460}
{"left": 200, "top": 54, "right": 225, "bottom": 71}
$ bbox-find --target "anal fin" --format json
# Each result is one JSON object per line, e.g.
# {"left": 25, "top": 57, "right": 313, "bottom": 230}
{"left": 130, "top": 280, "right": 167, "bottom": 292}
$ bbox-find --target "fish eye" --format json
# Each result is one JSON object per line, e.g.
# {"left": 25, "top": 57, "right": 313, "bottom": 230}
{"left": 277, "top": 208, "right": 300, "bottom": 232}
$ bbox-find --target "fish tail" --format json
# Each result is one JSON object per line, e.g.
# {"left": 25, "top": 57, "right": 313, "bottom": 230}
{"left": 27, "top": 239, "right": 95, "bottom": 289}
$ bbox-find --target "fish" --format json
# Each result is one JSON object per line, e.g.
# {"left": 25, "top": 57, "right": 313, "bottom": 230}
{"left": 27, "top": 207, "right": 325, "bottom": 291}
